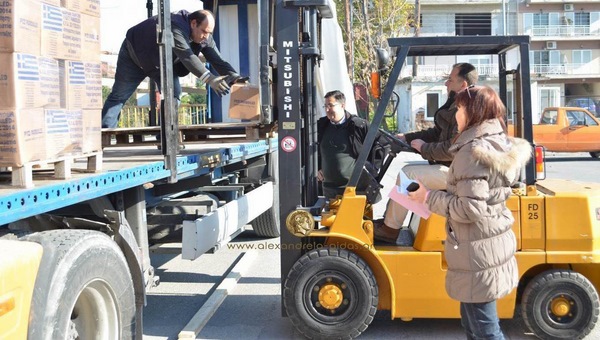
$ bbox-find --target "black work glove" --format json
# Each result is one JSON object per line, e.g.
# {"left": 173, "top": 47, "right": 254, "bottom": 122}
{"left": 205, "top": 74, "right": 230, "bottom": 97}
{"left": 225, "top": 73, "right": 250, "bottom": 86}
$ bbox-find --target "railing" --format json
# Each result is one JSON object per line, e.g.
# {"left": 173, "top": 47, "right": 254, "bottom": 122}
{"left": 117, "top": 104, "right": 208, "bottom": 128}
{"left": 400, "top": 64, "right": 500, "bottom": 79}
{"left": 532, "top": 63, "right": 596, "bottom": 76}
{"left": 396, "top": 62, "right": 598, "bottom": 80}
{"left": 530, "top": 25, "right": 593, "bottom": 37}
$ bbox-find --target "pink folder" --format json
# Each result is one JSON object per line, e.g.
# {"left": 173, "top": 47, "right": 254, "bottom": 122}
{"left": 387, "top": 184, "right": 432, "bottom": 220}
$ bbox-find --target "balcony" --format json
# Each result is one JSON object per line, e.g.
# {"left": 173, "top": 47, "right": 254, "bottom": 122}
{"left": 399, "top": 64, "right": 500, "bottom": 79}
{"left": 396, "top": 62, "right": 599, "bottom": 81}
{"left": 530, "top": 25, "right": 595, "bottom": 37}
{"left": 532, "top": 63, "right": 599, "bottom": 76}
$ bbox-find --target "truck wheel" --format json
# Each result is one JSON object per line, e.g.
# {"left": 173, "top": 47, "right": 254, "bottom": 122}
{"left": 251, "top": 206, "right": 280, "bottom": 238}
{"left": 283, "top": 248, "right": 378, "bottom": 339}
{"left": 590, "top": 152, "right": 599, "bottom": 158}
{"left": 24, "top": 230, "right": 136, "bottom": 340}
{"left": 521, "top": 269, "right": 599, "bottom": 339}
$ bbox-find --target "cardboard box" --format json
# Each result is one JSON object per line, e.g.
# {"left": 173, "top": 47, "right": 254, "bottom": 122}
{"left": 59, "top": 60, "right": 102, "bottom": 109}
{"left": 228, "top": 84, "right": 260, "bottom": 120}
{"left": 61, "top": 0, "right": 100, "bottom": 17}
{"left": 0, "top": 109, "right": 46, "bottom": 167}
{"left": 80, "top": 14, "right": 100, "bottom": 61}
{"left": 82, "top": 109, "right": 101, "bottom": 153}
{"left": 45, "top": 109, "right": 84, "bottom": 158}
{"left": 0, "top": 0, "right": 41, "bottom": 55}
{"left": 0, "top": 53, "right": 61, "bottom": 109}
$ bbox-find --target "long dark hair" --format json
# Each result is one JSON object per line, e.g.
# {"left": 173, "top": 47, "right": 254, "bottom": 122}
{"left": 455, "top": 85, "right": 507, "bottom": 132}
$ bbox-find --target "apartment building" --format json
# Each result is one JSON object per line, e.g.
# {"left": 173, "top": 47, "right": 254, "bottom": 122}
{"left": 397, "top": 0, "right": 600, "bottom": 131}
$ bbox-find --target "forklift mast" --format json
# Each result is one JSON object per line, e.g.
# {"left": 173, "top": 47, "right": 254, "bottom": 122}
{"left": 275, "top": 0, "right": 333, "bottom": 298}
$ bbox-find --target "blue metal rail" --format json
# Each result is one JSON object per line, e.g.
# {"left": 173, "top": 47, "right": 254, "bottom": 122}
{"left": 0, "top": 139, "right": 276, "bottom": 226}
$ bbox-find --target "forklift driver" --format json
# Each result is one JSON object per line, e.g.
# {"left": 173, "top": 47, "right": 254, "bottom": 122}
{"left": 101, "top": 9, "right": 248, "bottom": 128}
{"left": 374, "top": 63, "right": 478, "bottom": 244}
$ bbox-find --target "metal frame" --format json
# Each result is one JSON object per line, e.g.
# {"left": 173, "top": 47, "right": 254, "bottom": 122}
{"left": 276, "top": 0, "right": 333, "bottom": 310}
{"left": 349, "top": 35, "right": 535, "bottom": 187}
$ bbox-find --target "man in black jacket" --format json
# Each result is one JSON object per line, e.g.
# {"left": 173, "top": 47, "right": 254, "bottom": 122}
{"left": 317, "top": 90, "right": 385, "bottom": 200}
{"left": 102, "top": 9, "right": 247, "bottom": 128}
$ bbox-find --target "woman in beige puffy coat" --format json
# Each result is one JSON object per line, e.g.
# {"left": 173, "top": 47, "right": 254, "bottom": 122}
{"left": 409, "top": 86, "right": 532, "bottom": 339}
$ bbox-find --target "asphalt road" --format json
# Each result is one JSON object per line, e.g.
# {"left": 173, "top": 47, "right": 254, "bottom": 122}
{"left": 143, "top": 151, "right": 600, "bottom": 339}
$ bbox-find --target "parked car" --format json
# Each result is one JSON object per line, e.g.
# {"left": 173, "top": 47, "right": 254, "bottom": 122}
{"left": 566, "top": 98, "right": 599, "bottom": 117}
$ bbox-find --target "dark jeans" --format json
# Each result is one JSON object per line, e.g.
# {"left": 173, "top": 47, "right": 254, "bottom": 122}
{"left": 101, "top": 40, "right": 182, "bottom": 128}
{"left": 460, "top": 301, "right": 504, "bottom": 340}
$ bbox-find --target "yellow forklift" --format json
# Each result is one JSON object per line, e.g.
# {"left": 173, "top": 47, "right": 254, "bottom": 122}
{"left": 278, "top": 35, "right": 600, "bottom": 339}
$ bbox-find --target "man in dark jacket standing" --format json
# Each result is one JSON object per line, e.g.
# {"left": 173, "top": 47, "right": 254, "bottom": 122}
{"left": 102, "top": 9, "right": 246, "bottom": 128}
{"left": 317, "top": 90, "right": 378, "bottom": 200}
{"left": 374, "top": 63, "right": 478, "bottom": 243}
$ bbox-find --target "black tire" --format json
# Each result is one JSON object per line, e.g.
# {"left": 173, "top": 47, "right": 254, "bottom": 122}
{"left": 251, "top": 206, "right": 280, "bottom": 238}
{"left": 283, "top": 248, "right": 378, "bottom": 339}
{"left": 521, "top": 269, "right": 600, "bottom": 339}
{"left": 24, "top": 230, "right": 136, "bottom": 340}
{"left": 590, "top": 152, "right": 600, "bottom": 158}
{"left": 250, "top": 148, "right": 280, "bottom": 238}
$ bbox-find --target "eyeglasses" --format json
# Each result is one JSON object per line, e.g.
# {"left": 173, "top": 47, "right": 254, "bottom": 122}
{"left": 466, "top": 84, "right": 475, "bottom": 99}
{"left": 323, "top": 103, "right": 340, "bottom": 109}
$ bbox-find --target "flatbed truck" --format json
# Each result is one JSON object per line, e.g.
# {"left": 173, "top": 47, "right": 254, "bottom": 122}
{"left": 0, "top": 0, "right": 345, "bottom": 337}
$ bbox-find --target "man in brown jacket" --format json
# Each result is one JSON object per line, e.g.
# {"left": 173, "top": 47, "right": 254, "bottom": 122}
{"left": 374, "top": 62, "right": 478, "bottom": 243}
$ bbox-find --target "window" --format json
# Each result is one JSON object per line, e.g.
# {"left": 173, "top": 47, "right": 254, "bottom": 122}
{"left": 533, "top": 51, "right": 550, "bottom": 65}
{"left": 455, "top": 13, "right": 491, "bottom": 36}
{"left": 533, "top": 13, "right": 549, "bottom": 26}
{"left": 574, "top": 12, "right": 590, "bottom": 26}
{"left": 572, "top": 50, "right": 592, "bottom": 65}
{"left": 539, "top": 88, "right": 560, "bottom": 112}
{"left": 426, "top": 93, "right": 441, "bottom": 119}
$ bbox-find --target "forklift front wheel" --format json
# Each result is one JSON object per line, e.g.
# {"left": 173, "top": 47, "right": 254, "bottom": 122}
{"left": 283, "top": 247, "right": 378, "bottom": 339}
{"left": 521, "top": 269, "right": 600, "bottom": 339}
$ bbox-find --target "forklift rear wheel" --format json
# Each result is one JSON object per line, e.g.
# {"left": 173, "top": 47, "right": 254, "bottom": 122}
{"left": 283, "top": 247, "right": 378, "bottom": 339}
{"left": 521, "top": 269, "right": 599, "bottom": 339}
{"left": 590, "top": 152, "right": 599, "bottom": 158}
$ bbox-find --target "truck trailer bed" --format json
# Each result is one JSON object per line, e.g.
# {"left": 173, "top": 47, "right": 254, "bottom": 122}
{"left": 0, "top": 138, "right": 276, "bottom": 226}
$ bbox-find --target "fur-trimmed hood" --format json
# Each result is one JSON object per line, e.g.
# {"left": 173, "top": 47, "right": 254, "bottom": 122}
{"left": 451, "top": 119, "right": 533, "bottom": 181}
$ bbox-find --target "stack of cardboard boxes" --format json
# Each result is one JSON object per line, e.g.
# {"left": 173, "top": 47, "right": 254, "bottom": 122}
{"left": 0, "top": 0, "right": 101, "bottom": 167}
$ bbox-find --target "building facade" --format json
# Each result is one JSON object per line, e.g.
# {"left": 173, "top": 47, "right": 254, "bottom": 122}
{"left": 397, "top": 0, "right": 600, "bottom": 131}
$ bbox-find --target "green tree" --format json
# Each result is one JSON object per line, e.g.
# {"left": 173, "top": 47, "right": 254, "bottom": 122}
{"left": 334, "top": 0, "right": 413, "bottom": 129}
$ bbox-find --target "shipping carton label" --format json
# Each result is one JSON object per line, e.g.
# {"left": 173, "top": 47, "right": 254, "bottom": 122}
{"left": 41, "top": 4, "right": 62, "bottom": 58}
{"left": 0, "top": 109, "right": 46, "bottom": 166}
{"left": 81, "top": 14, "right": 100, "bottom": 61}
{"left": 38, "top": 56, "right": 61, "bottom": 108}
{"left": 61, "top": 9, "right": 81, "bottom": 59}
{"left": 0, "top": 53, "right": 42, "bottom": 108}
{"left": 84, "top": 62, "right": 102, "bottom": 108}
{"left": 62, "top": 0, "right": 100, "bottom": 17}
{"left": 0, "top": 0, "right": 41, "bottom": 54}
{"left": 66, "top": 109, "right": 83, "bottom": 153}
{"left": 46, "top": 109, "right": 70, "bottom": 158}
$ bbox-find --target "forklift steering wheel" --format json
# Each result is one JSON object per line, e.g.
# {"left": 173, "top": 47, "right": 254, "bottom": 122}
{"left": 378, "top": 128, "right": 419, "bottom": 154}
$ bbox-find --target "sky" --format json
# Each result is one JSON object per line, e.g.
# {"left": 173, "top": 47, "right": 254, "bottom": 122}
{"left": 100, "top": 0, "right": 204, "bottom": 56}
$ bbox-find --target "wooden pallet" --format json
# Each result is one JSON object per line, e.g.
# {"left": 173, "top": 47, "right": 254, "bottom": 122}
{"left": 5, "top": 152, "right": 102, "bottom": 188}
{"left": 102, "top": 123, "right": 272, "bottom": 147}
